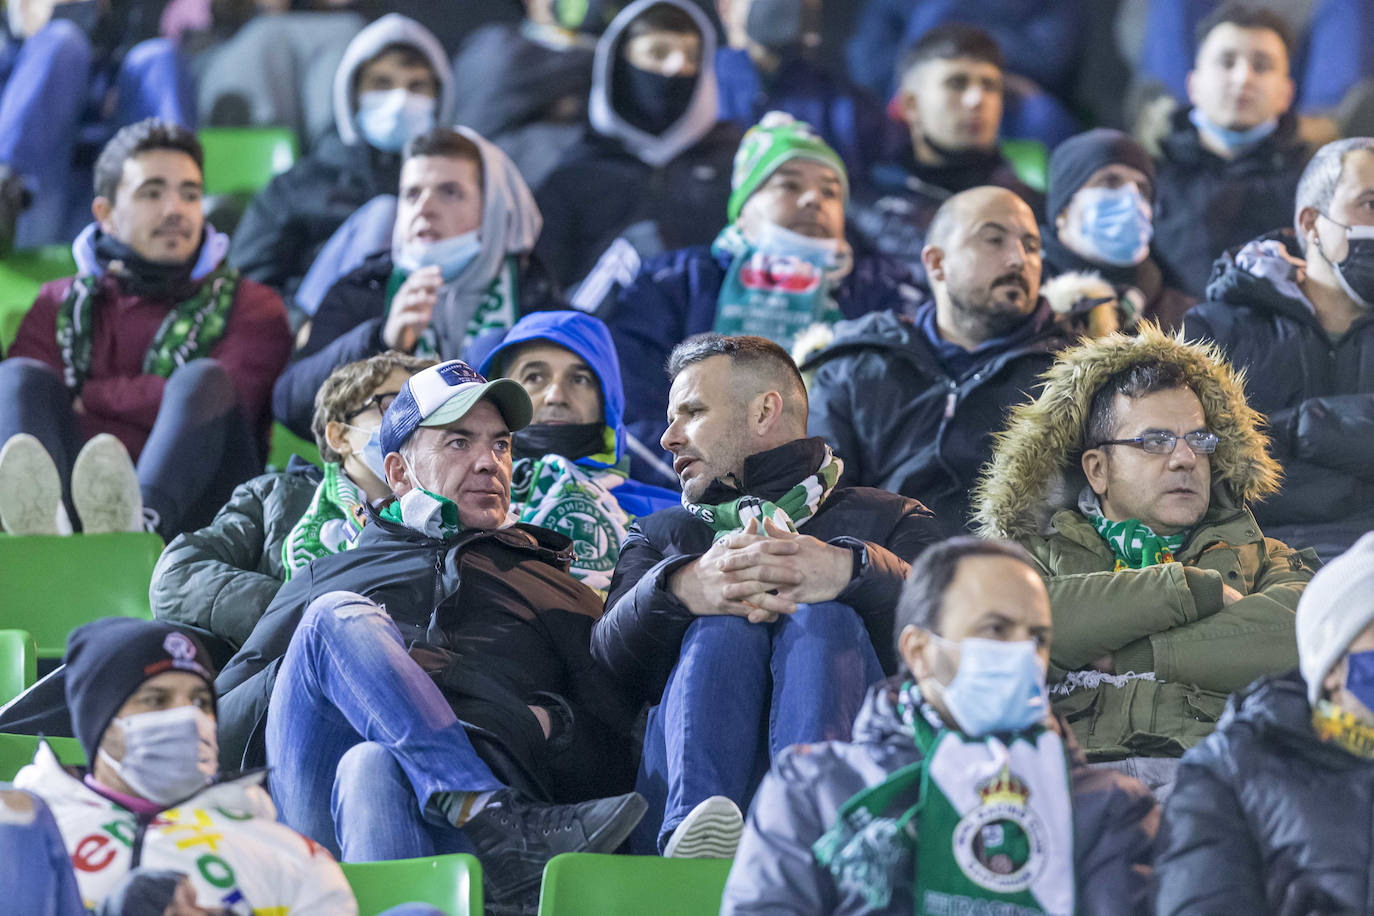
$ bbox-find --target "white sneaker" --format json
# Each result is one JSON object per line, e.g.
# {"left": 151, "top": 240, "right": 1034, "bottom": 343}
{"left": 663, "top": 795, "right": 743, "bottom": 859}
{"left": 0, "top": 433, "right": 63, "bottom": 535}
{"left": 71, "top": 434, "right": 143, "bottom": 534}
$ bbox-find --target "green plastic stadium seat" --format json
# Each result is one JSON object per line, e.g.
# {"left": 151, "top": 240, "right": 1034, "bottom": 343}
{"left": 0, "top": 533, "right": 161, "bottom": 658}
{"left": 1000, "top": 138, "right": 1049, "bottom": 194}
{"left": 0, "top": 629, "right": 36, "bottom": 706}
{"left": 198, "top": 127, "right": 299, "bottom": 198}
{"left": 341, "top": 853, "right": 483, "bottom": 916}
{"left": 266, "top": 420, "right": 322, "bottom": 472}
{"left": 0, "top": 733, "right": 85, "bottom": 781}
{"left": 0, "top": 244, "right": 78, "bottom": 354}
{"left": 537, "top": 853, "right": 733, "bottom": 916}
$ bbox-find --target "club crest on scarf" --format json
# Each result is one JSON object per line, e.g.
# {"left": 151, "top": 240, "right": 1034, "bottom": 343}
{"left": 951, "top": 766, "right": 1047, "bottom": 894}
{"left": 738, "top": 251, "right": 823, "bottom": 294}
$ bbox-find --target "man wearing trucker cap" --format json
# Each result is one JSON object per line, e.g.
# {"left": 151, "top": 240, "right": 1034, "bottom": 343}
{"left": 213, "top": 358, "right": 646, "bottom": 914}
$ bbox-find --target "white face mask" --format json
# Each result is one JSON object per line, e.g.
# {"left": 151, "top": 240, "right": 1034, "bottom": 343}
{"left": 343, "top": 423, "right": 389, "bottom": 485}
{"left": 394, "top": 454, "right": 463, "bottom": 538}
{"left": 355, "top": 89, "right": 436, "bottom": 152}
{"left": 393, "top": 229, "right": 483, "bottom": 281}
{"left": 754, "top": 219, "right": 841, "bottom": 263}
{"left": 98, "top": 705, "right": 217, "bottom": 806}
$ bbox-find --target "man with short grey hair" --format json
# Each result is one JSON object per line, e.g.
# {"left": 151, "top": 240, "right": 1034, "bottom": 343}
{"left": 1185, "top": 135, "right": 1374, "bottom": 560}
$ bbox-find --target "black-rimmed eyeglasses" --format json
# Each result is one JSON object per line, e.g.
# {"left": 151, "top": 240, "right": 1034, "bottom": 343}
{"left": 1094, "top": 430, "right": 1219, "bottom": 455}
{"left": 346, "top": 392, "right": 399, "bottom": 420}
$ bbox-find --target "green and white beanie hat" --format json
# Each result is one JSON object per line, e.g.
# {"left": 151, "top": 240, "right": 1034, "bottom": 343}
{"left": 727, "top": 111, "right": 848, "bottom": 223}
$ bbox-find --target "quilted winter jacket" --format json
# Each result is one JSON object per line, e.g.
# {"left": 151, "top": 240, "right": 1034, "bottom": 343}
{"left": 1185, "top": 229, "right": 1374, "bottom": 561}
{"left": 150, "top": 462, "right": 322, "bottom": 650}
{"left": 1154, "top": 671, "right": 1374, "bottom": 915}
{"left": 973, "top": 325, "right": 1315, "bottom": 759}
{"left": 720, "top": 678, "right": 1158, "bottom": 915}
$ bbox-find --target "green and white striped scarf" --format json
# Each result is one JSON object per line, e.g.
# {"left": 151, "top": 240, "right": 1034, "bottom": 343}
{"left": 1079, "top": 488, "right": 1186, "bottom": 571}
{"left": 510, "top": 454, "right": 633, "bottom": 594}
{"left": 384, "top": 256, "right": 521, "bottom": 359}
{"left": 683, "top": 445, "right": 842, "bottom": 540}
{"left": 281, "top": 463, "right": 367, "bottom": 580}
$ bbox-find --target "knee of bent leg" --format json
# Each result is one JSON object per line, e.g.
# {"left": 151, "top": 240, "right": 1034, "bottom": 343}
{"left": 0, "top": 356, "right": 64, "bottom": 396}
{"left": 164, "top": 357, "right": 236, "bottom": 412}
{"left": 790, "top": 601, "right": 866, "bottom": 643}
{"left": 335, "top": 741, "right": 402, "bottom": 793}
{"left": 302, "top": 590, "right": 385, "bottom": 630}
{"left": 25, "top": 18, "right": 93, "bottom": 68}
{"left": 685, "top": 612, "right": 768, "bottom": 648}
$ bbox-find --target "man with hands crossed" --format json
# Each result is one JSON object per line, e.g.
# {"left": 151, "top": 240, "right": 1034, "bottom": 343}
{"left": 594, "top": 333, "right": 939, "bottom": 858}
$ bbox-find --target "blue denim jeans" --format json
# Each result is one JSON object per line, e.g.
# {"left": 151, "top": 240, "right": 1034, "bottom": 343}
{"left": 0, "top": 786, "right": 85, "bottom": 916}
{"left": 266, "top": 592, "right": 502, "bottom": 861}
{"left": 632, "top": 601, "right": 884, "bottom": 853}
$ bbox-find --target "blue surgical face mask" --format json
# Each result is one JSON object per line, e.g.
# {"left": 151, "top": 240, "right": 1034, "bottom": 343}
{"left": 1189, "top": 108, "right": 1278, "bottom": 155}
{"left": 926, "top": 635, "right": 1049, "bottom": 736}
{"left": 753, "top": 219, "right": 841, "bottom": 266}
{"left": 343, "top": 423, "right": 389, "bottom": 485}
{"left": 393, "top": 229, "right": 483, "bottom": 281}
{"left": 1344, "top": 649, "right": 1374, "bottom": 714}
{"left": 1065, "top": 184, "right": 1154, "bottom": 267}
{"left": 356, "top": 89, "right": 436, "bottom": 152}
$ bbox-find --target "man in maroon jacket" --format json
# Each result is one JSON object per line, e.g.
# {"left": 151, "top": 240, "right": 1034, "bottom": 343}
{"left": 0, "top": 118, "right": 290, "bottom": 539}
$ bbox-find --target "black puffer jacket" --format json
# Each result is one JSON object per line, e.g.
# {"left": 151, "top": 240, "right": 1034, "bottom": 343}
{"left": 803, "top": 303, "right": 1070, "bottom": 536}
{"left": 594, "top": 438, "right": 940, "bottom": 705}
{"left": 270, "top": 251, "right": 561, "bottom": 438}
{"left": 1154, "top": 671, "right": 1374, "bottom": 915}
{"left": 1184, "top": 229, "right": 1374, "bottom": 561}
{"left": 1152, "top": 108, "right": 1310, "bottom": 298}
{"left": 215, "top": 508, "right": 637, "bottom": 802}
{"left": 229, "top": 133, "right": 402, "bottom": 302}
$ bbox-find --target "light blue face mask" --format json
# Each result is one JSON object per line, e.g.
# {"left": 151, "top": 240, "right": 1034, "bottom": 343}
{"left": 926, "top": 635, "right": 1049, "bottom": 736}
{"left": 1189, "top": 108, "right": 1278, "bottom": 155}
{"left": 393, "top": 229, "right": 483, "bottom": 282}
{"left": 754, "top": 219, "right": 842, "bottom": 268}
{"left": 343, "top": 423, "right": 389, "bottom": 485}
{"left": 356, "top": 88, "right": 436, "bottom": 152}
{"left": 1066, "top": 184, "right": 1153, "bottom": 267}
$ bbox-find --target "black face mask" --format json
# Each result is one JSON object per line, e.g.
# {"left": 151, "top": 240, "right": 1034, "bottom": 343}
{"left": 513, "top": 422, "right": 608, "bottom": 463}
{"left": 93, "top": 229, "right": 200, "bottom": 300}
{"left": 612, "top": 58, "right": 696, "bottom": 136}
{"left": 1318, "top": 215, "right": 1374, "bottom": 309}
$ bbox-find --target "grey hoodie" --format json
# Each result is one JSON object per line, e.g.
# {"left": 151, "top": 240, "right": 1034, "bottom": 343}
{"left": 332, "top": 13, "right": 454, "bottom": 147}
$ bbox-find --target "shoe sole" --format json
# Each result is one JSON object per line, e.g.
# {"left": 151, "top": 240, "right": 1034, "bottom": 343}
{"left": 664, "top": 801, "right": 743, "bottom": 859}
{"left": 582, "top": 793, "right": 649, "bottom": 855}
{"left": 0, "top": 434, "right": 62, "bottom": 535}
{"left": 71, "top": 434, "right": 142, "bottom": 534}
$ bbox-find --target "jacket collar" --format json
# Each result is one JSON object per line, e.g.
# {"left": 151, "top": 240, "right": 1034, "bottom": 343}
{"left": 1046, "top": 489, "right": 1260, "bottom": 554}
{"left": 697, "top": 436, "right": 829, "bottom": 505}
{"left": 360, "top": 501, "right": 576, "bottom": 564}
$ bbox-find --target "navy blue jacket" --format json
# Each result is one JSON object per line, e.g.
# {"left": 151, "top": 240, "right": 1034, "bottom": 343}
{"left": 1184, "top": 229, "right": 1374, "bottom": 561}
{"left": 605, "top": 244, "right": 920, "bottom": 486}
{"left": 804, "top": 302, "right": 1069, "bottom": 536}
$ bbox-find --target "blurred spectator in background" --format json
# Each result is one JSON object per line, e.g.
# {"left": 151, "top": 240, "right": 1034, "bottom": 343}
{"left": 849, "top": 25, "right": 1044, "bottom": 288}
{"left": 272, "top": 126, "right": 553, "bottom": 438}
{"left": 0, "top": 119, "right": 290, "bottom": 540}
{"left": 603, "top": 113, "right": 917, "bottom": 486}
{"left": 534, "top": 0, "right": 740, "bottom": 291}
{"left": 1185, "top": 136, "right": 1374, "bottom": 562}
{"left": 1150, "top": 3, "right": 1311, "bottom": 297}
{"left": 451, "top": 0, "right": 623, "bottom": 192}
{"left": 229, "top": 14, "right": 451, "bottom": 307}
{"left": 713, "top": 0, "right": 894, "bottom": 182}
{"left": 0, "top": 0, "right": 195, "bottom": 252}
{"left": 1040, "top": 128, "right": 1194, "bottom": 336}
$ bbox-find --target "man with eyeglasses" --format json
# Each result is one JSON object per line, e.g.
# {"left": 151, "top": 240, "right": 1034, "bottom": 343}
{"left": 970, "top": 325, "right": 1316, "bottom": 801}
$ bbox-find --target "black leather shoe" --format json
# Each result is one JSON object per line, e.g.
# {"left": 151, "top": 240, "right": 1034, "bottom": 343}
{"left": 464, "top": 788, "right": 647, "bottom": 907}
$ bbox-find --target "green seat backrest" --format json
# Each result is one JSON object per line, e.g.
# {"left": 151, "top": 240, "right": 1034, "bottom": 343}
{"left": 0, "top": 245, "right": 79, "bottom": 354}
{"left": 537, "top": 854, "right": 733, "bottom": 916}
{"left": 341, "top": 853, "right": 483, "bottom": 916}
{"left": 266, "top": 421, "right": 322, "bottom": 472}
{"left": 0, "top": 629, "right": 36, "bottom": 706}
{"left": 0, "top": 533, "right": 162, "bottom": 657}
{"left": 1000, "top": 138, "right": 1049, "bottom": 194}
{"left": 0, "top": 734, "right": 85, "bottom": 781}
{"left": 198, "top": 127, "right": 300, "bottom": 198}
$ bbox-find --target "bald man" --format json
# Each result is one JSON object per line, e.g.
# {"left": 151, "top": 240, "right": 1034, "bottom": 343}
{"left": 595, "top": 333, "right": 939, "bottom": 859}
{"left": 804, "top": 187, "right": 1071, "bottom": 535}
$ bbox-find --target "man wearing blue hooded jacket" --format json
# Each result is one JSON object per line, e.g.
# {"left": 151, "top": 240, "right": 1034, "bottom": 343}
{"left": 480, "top": 309, "right": 679, "bottom": 590}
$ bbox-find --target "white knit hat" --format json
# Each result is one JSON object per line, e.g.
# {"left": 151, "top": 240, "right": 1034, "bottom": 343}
{"left": 1297, "top": 532, "right": 1374, "bottom": 706}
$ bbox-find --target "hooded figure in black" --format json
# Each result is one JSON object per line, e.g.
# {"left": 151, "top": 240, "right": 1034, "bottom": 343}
{"left": 533, "top": 0, "right": 742, "bottom": 291}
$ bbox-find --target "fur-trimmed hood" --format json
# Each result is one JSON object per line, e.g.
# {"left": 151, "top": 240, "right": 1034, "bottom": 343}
{"left": 972, "top": 323, "right": 1281, "bottom": 539}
